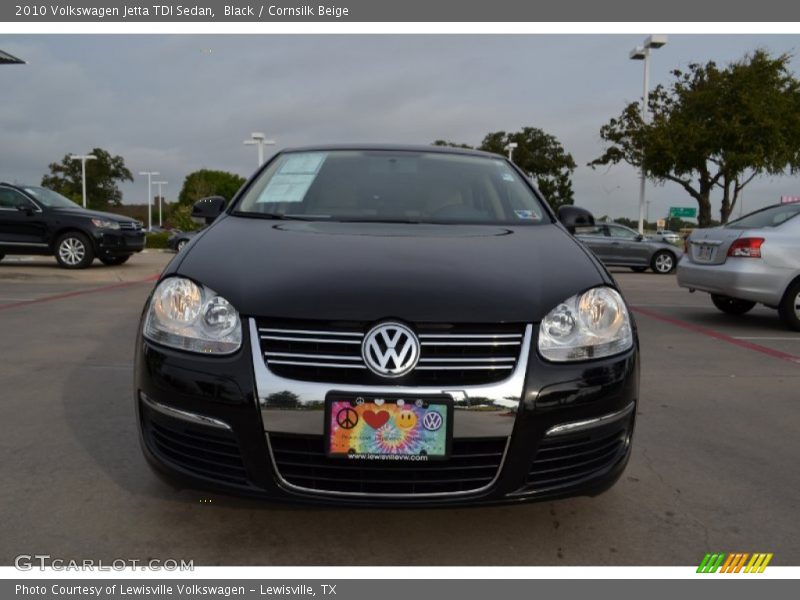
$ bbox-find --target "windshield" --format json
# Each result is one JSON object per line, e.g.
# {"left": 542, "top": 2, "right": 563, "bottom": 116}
{"left": 234, "top": 150, "right": 549, "bottom": 225}
{"left": 727, "top": 203, "right": 800, "bottom": 229}
{"left": 23, "top": 186, "right": 80, "bottom": 209}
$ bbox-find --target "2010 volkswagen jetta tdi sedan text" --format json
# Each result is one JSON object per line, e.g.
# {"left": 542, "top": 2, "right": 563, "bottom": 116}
{"left": 134, "top": 145, "right": 639, "bottom": 506}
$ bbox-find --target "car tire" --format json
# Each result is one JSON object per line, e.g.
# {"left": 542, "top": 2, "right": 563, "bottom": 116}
{"left": 711, "top": 294, "right": 756, "bottom": 316}
{"left": 100, "top": 255, "right": 131, "bottom": 266}
{"left": 651, "top": 250, "right": 676, "bottom": 274}
{"left": 176, "top": 239, "right": 188, "bottom": 252}
{"left": 630, "top": 267, "right": 648, "bottom": 273}
{"left": 0, "top": 253, "right": 4, "bottom": 262}
{"left": 55, "top": 231, "right": 94, "bottom": 269}
{"left": 778, "top": 279, "right": 800, "bottom": 331}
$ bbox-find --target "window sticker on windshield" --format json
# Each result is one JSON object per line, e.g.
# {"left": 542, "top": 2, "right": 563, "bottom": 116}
{"left": 502, "top": 173, "right": 515, "bottom": 182}
{"left": 257, "top": 153, "right": 328, "bottom": 204}
{"left": 514, "top": 209, "right": 537, "bottom": 220}
{"left": 279, "top": 152, "right": 327, "bottom": 175}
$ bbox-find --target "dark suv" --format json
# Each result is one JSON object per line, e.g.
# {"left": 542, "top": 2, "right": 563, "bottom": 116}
{"left": 0, "top": 183, "right": 145, "bottom": 268}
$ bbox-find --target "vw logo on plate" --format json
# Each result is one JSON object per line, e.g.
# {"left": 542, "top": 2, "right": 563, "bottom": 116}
{"left": 362, "top": 321, "right": 420, "bottom": 378}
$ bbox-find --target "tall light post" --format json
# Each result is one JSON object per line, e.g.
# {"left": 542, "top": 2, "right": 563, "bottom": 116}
{"left": 68, "top": 154, "right": 97, "bottom": 208}
{"left": 153, "top": 181, "right": 168, "bottom": 228}
{"left": 629, "top": 34, "right": 668, "bottom": 234}
{"left": 138, "top": 171, "right": 159, "bottom": 231}
{"left": 504, "top": 142, "right": 518, "bottom": 161}
{"left": 243, "top": 132, "right": 276, "bottom": 167}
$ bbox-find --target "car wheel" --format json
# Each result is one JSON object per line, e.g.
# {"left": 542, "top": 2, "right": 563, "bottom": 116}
{"left": 176, "top": 239, "right": 188, "bottom": 252}
{"left": 100, "top": 255, "right": 131, "bottom": 266}
{"left": 0, "top": 253, "right": 4, "bottom": 262}
{"left": 711, "top": 294, "right": 756, "bottom": 316}
{"left": 55, "top": 232, "right": 94, "bottom": 269}
{"left": 651, "top": 250, "right": 676, "bottom": 274}
{"left": 778, "top": 279, "right": 800, "bottom": 331}
{"left": 630, "top": 267, "right": 648, "bottom": 273}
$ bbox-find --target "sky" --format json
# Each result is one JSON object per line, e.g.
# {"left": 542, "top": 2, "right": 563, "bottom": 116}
{"left": 1, "top": 34, "right": 799, "bottom": 222}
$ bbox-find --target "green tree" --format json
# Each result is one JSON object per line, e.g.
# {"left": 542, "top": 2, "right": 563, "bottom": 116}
{"left": 177, "top": 169, "right": 246, "bottom": 206}
{"left": 479, "top": 128, "right": 577, "bottom": 209}
{"left": 591, "top": 50, "right": 800, "bottom": 227}
{"left": 41, "top": 148, "right": 133, "bottom": 209}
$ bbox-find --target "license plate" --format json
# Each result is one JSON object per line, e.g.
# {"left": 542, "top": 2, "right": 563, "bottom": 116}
{"left": 325, "top": 394, "right": 452, "bottom": 461}
{"left": 696, "top": 245, "right": 714, "bottom": 261}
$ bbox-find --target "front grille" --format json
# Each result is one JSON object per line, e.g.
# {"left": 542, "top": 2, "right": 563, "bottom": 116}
{"left": 142, "top": 408, "right": 249, "bottom": 487}
{"left": 526, "top": 420, "right": 630, "bottom": 491}
{"left": 119, "top": 221, "right": 143, "bottom": 231}
{"left": 257, "top": 318, "right": 526, "bottom": 386}
{"left": 270, "top": 433, "right": 507, "bottom": 496}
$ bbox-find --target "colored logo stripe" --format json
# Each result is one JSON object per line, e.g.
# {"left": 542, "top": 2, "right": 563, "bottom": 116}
{"left": 697, "top": 553, "right": 773, "bottom": 573}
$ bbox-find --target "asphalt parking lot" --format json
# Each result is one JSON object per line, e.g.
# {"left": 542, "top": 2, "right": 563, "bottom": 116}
{"left": 1, "top": 252, "right": 798, "bottom": 566}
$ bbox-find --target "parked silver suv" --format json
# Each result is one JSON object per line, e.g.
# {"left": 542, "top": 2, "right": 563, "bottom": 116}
{"left": 677, "top": 203, "right": 800, "bottom": 330}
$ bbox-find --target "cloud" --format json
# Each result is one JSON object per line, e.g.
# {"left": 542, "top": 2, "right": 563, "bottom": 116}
{"left": 1, "top": 34, "right": 799, "bottom": 219}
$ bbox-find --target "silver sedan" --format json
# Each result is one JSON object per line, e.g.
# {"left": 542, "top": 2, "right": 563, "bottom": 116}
{"left": 677, "top": 202, "right": 800, "bottom": 330}
{"left": 576, "top": 223, "right": 683, "bottom": 274}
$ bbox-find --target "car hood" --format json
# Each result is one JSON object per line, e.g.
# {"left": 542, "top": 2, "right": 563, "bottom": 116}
{"left": 51, "top": 207, "right": 138, "bottom": 223}
{"left": 170, "top": 216, "right": 607, "bottom": 323}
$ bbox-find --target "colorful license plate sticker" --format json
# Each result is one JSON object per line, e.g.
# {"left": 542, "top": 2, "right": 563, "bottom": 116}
{"left": 326, "top": 395, "right": 450, "bottom": 460}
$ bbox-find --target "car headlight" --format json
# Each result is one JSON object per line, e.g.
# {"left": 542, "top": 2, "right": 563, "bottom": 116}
{"left": 537, "top": 287, "right": 633, "bottom": 361}
{"left": 143, "top": 277, "right": 241, "bottom": 354}
{"left": 91, "top": 218, "right": 120, "bottom": 230}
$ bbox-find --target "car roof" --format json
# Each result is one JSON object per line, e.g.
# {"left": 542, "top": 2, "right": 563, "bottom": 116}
{"left": 277, "top": 143, "right": 503, "bottom": 159}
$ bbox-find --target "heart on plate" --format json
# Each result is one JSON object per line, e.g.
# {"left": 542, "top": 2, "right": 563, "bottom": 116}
{"left": 363, "top": 409, "right": 390, "bottom": 429}
{"left": 374, "top": 398, "right": 385, "bottom": 406}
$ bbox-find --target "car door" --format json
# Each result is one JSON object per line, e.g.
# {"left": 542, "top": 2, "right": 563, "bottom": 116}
{"left": 0, "top": 187, "right": 49, "bottom": 248}
{"left": 607, "top": 224, "right": 650, "bottom": 266}
{"left": 575, "top": 224, "right": 615, "bottom": 263}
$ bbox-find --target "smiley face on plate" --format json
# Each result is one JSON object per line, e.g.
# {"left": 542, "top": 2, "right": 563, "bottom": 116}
{"left": 395, "top": 410, "right": 418, "bottom": 430}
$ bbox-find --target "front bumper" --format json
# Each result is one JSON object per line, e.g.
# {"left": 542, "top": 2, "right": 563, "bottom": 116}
{"left": 134, "top": 318, "right": 639, "bottom": 506}
{"left": 94, "top": 230, "right": 146, "bottom": 256}
{"left": 676, "top": 256, "right": 787, "bottom": 306}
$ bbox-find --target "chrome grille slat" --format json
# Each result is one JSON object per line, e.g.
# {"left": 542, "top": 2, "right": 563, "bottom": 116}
{"left": 257, "top": 319, "right": 526, "bottom": 386}
{"left": 259, "top": 328, "right": 363, "bottom": 337}
{"left": 268, "top": 360, "right": 368, "bottom": 369}
{"left": 260, "top": 336, "right": 362, "bottom": 344}
{"left": 420, "top": 341, "right": 521, "bottom": 346}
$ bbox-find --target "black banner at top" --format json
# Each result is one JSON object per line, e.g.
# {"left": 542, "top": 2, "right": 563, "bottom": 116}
{"left": 3, "top": 0, "right": 799, "bottom": 22}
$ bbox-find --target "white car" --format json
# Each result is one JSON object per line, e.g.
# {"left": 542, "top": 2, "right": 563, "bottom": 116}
{"left": 656, "top": 229, "right": 681, "bottom": 243}
{"left": 677, "top": 203, "right": 800, "bottom": 330}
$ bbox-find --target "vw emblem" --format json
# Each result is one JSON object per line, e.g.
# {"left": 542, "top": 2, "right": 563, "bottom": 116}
{"left": 422, "top": 411, "right": 443, "bottom": 432}
{"left": 362, "top": 321, "right": 420, "bottom": 378}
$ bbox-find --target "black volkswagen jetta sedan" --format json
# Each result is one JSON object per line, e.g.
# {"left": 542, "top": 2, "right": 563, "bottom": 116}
{"left": 134, "top": 145, "right": 639, "bottom": 506}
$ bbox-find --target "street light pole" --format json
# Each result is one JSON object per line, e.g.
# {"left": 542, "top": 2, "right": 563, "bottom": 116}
{"left": 629, "top": 35, "right": 667, "bottom": 234}
{"left": 68, "top": 154, "right": 97, "bottom": 208}
{"left": 138, "top": 171, "right": 160, "bottom": 231}
{"left": 153, "top": 181, "right": 168, "bottom": 227}
{"left": 243, "top": 132, "right": 276, "bottom": 167}
{"left": 504, "top": 142, "right": 518, "bottom": 161}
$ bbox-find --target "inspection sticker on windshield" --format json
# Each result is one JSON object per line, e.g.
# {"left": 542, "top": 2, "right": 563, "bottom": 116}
{"left": 514, "top": 209, "right": 536, "bottom": 220}
{"left": 257, "top": 152, "right": 328, "bottom": 204}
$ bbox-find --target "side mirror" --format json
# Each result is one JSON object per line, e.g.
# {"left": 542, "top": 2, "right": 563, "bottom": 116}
{"left": 16, "top": 204, "right": 35, "bottom": 216}
{"left": 635, "top": 233, "right": 645, "bottom": 242}
{"left": 557, "top": 205, "right": 595, "bottom": 234}
{"left": 191, "top": 196, "right": 226, "bottom": 224}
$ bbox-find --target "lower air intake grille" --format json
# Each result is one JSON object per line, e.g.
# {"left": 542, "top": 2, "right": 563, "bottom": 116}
{"left": 526, "top": 420, "right": 630, "bottom": 491}
{"left": 142, "top": 407, "right": 249, "bottom": 487}
{"left": 269, "top": 434, "right": 507, "bottom": 496}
